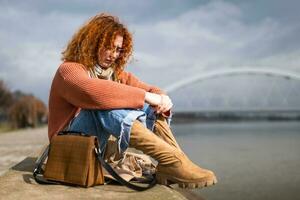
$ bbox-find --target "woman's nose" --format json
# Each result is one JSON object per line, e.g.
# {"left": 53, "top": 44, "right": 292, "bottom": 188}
{"left": 112, "top": 51, "right": 118, "bottom": 59}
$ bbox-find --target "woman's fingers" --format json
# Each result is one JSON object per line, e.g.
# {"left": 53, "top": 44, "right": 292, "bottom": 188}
{"left": 156, "top": 97, "right": 173, "bottom": 114}
{"left": 157, "top": 105, "right": 172, "bottom": 114}
{"left": 151, "top": 94, "right": 173, "bottom": 114}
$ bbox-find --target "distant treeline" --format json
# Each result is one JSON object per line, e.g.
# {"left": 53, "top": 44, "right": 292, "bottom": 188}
{"left": 172, "top": 110, "right": 300, "bottom": 123}
{"left": 0, "top": 80, "right": 47, "bottom": 129}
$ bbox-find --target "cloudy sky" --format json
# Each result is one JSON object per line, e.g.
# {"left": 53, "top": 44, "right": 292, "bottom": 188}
{"left": 0, "top": 0, "right": 299, "bottom": 109}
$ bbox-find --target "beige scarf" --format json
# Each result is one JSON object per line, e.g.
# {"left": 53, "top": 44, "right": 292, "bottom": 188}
{"left": 89, "top": 64, "right": 114, "bottom": 80}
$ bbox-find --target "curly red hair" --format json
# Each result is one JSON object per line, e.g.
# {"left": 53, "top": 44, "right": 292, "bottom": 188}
{"left": 61, "top": 13, "right": 133, "bottom": 80}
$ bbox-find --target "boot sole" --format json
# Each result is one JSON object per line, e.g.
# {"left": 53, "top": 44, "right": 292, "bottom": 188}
{"left": 156, "top": 174, "right": 217, "bottom": 189}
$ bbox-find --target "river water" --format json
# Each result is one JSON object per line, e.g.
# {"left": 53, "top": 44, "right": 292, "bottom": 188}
{"left": 172, "top": 121, "right": 300, "bottom": 200}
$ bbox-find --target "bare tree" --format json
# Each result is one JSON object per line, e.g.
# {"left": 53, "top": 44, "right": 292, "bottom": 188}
{"left": 8, "top": 95, "right": 48, "bottom": 128}
{"left": 0, "top": 80, "right": 13, "bottom": 109}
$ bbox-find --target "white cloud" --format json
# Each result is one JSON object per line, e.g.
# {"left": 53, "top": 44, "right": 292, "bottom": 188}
{"left": 0, "top": 4, "right": 88, "bottom": 102}
{"left": 128, "top": 0, "right": 300, "bottom": 89}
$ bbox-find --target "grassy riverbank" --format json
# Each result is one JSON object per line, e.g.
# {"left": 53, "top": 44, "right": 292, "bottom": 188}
{"left": 0, "top": 122, "right": 13, "bottom": 133}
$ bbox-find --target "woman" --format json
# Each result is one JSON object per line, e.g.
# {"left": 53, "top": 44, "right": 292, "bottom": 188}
{"left": 48, "top": 13, "right": 217, "bottom": 189}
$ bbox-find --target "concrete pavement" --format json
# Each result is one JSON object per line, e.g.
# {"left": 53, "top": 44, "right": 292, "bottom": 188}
{"left": 0, "top": 127, "right": 203, "bottom": 200}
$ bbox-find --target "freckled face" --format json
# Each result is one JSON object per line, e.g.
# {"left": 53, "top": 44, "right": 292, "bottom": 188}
{"left": 97, "top": 35, "right": 123, "bottom": 69}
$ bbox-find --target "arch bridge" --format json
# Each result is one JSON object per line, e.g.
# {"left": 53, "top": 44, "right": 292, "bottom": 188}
{"left": 164, "top": 67, "right": 300, "bottom": 93}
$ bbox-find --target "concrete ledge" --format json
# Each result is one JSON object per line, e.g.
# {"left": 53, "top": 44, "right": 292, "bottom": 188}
{"left": 0, "top": 153, "right": 203, "bottom": 200}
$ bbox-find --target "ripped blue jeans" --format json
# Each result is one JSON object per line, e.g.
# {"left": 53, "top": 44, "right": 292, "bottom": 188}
{"left": 67, "top": 103, "right": 172, "bottom": 155}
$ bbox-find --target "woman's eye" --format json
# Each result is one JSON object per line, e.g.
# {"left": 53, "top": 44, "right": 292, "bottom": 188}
{"left": 117, "top": 48, "right": 124, "bottom": 53}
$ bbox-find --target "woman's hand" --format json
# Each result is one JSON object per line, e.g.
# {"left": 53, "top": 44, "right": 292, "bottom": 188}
{"left": 145, "top": 92, "right": 173, "bottom": 114}
{"left": 155, "top": 94, "right": 173, "bottom": 114}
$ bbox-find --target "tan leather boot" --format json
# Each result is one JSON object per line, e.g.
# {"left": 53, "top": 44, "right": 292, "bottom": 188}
{"left": 153, "top": 115, "right": 182, "bottom": 151}
{"left": 129, "top": 120, "right": 217, "bottom": 189}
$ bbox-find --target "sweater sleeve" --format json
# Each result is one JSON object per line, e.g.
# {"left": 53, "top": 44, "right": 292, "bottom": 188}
{"left": 123, "top": 72, "right": 166, "bottom": 95}
{"left": 56, "top": 62, "right": 146, "bottom": 110}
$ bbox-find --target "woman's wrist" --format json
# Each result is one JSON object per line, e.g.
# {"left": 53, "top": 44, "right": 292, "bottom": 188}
{"left": 145, "top": 92, "right": 162, "bottom": 106}
{"left": 159, "top": 94, "right": 163, "bottom": 106}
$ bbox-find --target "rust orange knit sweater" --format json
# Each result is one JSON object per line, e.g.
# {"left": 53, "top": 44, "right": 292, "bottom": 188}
{"left": 48, "top": 62, "right": 167, "bottom": 140}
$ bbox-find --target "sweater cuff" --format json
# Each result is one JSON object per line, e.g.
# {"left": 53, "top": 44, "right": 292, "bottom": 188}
{"left": 132, "top": 89, "right": 146, "bottom": 109}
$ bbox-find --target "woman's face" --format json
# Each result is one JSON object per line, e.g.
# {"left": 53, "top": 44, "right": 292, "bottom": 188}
{"left": 98, "top": 35, "right": 124, "bottom": 69}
